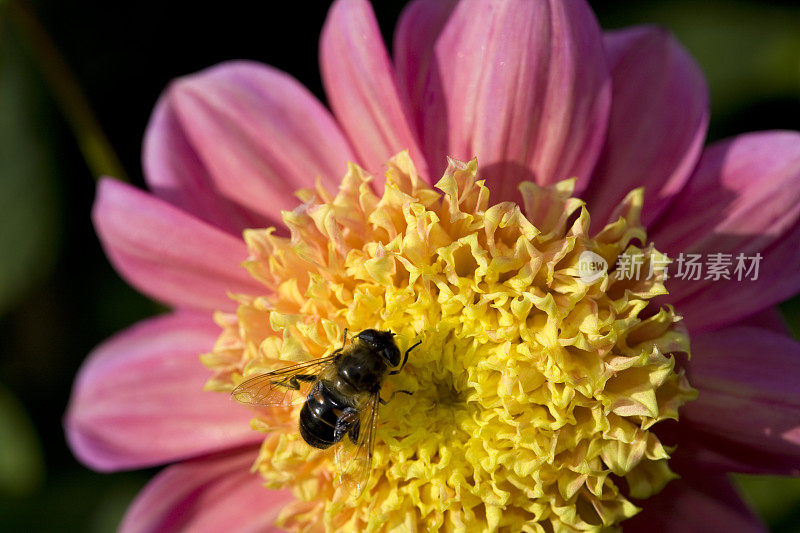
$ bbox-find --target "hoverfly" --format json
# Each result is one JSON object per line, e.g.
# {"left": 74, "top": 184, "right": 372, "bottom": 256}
{"left": 232, "top": 329, "right": 421, "bottom": 496}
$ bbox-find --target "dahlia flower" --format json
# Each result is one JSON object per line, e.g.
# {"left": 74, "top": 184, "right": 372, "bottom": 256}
{"left": 66, "top": 0, "right": 800, "bottom": 531}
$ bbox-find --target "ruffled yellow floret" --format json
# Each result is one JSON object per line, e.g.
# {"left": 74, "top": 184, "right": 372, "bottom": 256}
{"left": 203, "top": 153, "right": 696, "bottom": 532}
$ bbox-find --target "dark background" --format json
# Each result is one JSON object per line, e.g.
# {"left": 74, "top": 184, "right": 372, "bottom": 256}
{"left": 0, "top": 0, "right": 798, "bottom": 530}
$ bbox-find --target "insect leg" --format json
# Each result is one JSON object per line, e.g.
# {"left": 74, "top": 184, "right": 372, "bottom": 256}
{"left": 331, "top": 328, "right": 349, "bottom": 357}
{"left": 286, "top": 374, "right": 318, "bottom": 389}
{"left": 333, "top": 407, "right": 359, "bottom": 444}
{"left": 379, "top": 389, "right": 413, "bottom": 405}
{"left": 388, "top": 340, "right": 422, "bottom": 375}
{"left": 348, "top": 419, "right": 361, "bottom": 445}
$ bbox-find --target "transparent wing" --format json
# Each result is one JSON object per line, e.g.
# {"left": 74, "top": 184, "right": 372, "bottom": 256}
{"left": 231, "top": 354, "right": 338, "bottom": 407}
{"left": 334, "top": 392, "right": 379, "bottom": 498}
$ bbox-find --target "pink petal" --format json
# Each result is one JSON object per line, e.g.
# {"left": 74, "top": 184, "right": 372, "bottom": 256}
{"left": 158, "top": 60, "right": 357, "bottom": 226}
{"left": 652, "top": 131, "right": 800, "bottom": 254}
{"left": 584, "top": 26, "right": 708, "bottom": 229}
{"left": 65, "top": 312, "right": 260, "bottom": 472}
{"left": 403, "top": 0, "right": 611, "bottom": 199}
{"left": 120, "top": 448, "right": 292, "bottom": 533}
{"left": 671, "top": 218, "right": 800, "bottom": 332}
{"left": 679, "top": 326, "right": 800, "bottom": 475}
{"left": 651, "top": 131, "right": 800, "bottom": 331}
{"left": 143, "top": 96, "right": 256, "bottom": 236}
{"left": 320, "top": 0, "right": 429, "bottom": 180}
{"left": 393, "top": 0, "right": 457, "bottom": 138}
{"left": 624, "top": 471, "right": 765, "bottom": 532}
{"left": 93, "top": 178, "right": 264, "bottom": 312}
{"left": 672, "top": 433, "right": 800, "bottom": 476}
{"left": 737, "top": 307, "right": 791, "bottom": 336}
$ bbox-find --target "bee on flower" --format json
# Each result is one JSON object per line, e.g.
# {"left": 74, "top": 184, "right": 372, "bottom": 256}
{"left": 66, "top": 0, "right": 800, "bottom": 532}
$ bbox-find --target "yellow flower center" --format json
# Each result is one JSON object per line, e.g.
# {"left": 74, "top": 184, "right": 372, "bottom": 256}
{"left": 203, "top": 153, "right": 696, "bottom": 532}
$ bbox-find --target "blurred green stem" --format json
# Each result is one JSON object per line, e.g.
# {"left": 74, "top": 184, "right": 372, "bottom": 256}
{"left": 4, "top": 0, "right": 127, "bottom": 181}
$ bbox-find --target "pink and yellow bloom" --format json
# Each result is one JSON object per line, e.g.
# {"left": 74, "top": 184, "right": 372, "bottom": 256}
{"left": 66, "top": 0, "right": 800, "bottom": 531}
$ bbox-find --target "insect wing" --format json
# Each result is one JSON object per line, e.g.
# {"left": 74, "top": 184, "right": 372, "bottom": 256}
{"left": 231, "top": 355, "right": 337, "bottom": 407}
{"left": 334, "top": 392, "right": 379, "bottom": 498}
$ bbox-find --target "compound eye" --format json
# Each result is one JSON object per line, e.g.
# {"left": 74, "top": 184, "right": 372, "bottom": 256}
{"left": 382, "top": 346, "right": 401, "bottom": 367}
{"left": 356, "top": 329, "right": 381, "bottom": 348}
